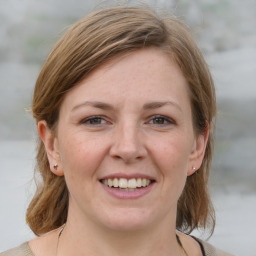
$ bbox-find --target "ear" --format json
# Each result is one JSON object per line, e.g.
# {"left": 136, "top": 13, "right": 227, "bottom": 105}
{"left": 187, "top": 123, "right": 210, "bottom": 176}
{"left": 38, "top": 120, "right": 64, "bottom": 176}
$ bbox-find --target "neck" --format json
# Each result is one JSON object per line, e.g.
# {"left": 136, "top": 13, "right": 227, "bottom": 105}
{"left": 58, "top": 214, "right": 182, "bottom": 256}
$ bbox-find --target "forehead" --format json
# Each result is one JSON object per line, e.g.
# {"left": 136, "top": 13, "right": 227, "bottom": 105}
{"left": 61, "top": 48, "right": 190, "bottom": 111}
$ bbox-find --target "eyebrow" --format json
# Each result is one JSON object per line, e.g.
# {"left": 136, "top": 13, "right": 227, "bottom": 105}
{"left": 143, "top": 101, "right": 182, "bottom": 112}
{"left": 71, "top": 101, "right": 114, "bottom": 112}
{"left": 72, "top": 100, "right": 182, "bottom": 112}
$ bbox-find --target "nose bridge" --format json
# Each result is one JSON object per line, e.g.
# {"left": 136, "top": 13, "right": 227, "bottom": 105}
{"left": 110, "top": 118, "right": 146, "bottom": 162}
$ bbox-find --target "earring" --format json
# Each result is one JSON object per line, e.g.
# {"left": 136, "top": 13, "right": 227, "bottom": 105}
{"left": 192, "top": 167, "right": 198, "bottom": 175}
{"left": 53, "top": 164, "right": 58, "bottom": 170}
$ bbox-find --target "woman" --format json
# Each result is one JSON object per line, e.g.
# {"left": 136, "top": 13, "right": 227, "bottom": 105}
{"left": 1, "top": 6, "right": 232, "bottom": 256}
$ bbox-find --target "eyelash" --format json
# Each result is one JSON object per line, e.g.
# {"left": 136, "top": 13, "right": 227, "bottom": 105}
{"left": 80, "top": 115, "right": 175, "bottom": 127}
{"left": 80, "top": 115, "right": 108, "bottom": 126}
{"left": 148, "top": 115, "right": 175, "bottom": 126}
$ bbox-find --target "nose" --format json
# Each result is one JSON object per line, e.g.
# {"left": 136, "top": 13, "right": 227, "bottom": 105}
{"left": 109, "top": 122, "right": 147, "bottom": 163}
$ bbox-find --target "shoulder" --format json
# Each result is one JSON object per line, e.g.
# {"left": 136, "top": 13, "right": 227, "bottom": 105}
{"left": 0, "top": 242, "right": 34, "bottom": 256}
{"left": 194, "top": 237, "right": 235, "bottom": 256}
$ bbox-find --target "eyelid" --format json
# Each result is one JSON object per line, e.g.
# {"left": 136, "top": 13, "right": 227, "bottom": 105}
{"left": 79, "top": 114, "right": 175, "bottom": 127}
{"left": 147, "top": 115, "right": 175, "bottom": 125}
{"left": 80, "top": 115, "right": 110, "bottom": 125}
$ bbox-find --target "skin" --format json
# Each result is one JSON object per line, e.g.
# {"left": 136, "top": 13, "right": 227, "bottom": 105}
{"left": 32, "top": 48, "right": 208, "bottom": 256}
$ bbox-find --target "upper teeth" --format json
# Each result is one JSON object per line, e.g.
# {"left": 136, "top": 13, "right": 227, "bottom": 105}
{"left": 102, "top": 178, "right": 151, "bottom": 189}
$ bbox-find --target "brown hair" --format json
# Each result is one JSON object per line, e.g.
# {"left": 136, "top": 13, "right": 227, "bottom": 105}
{"left": 27, "top": 5, "right": 216, "bottom": 235}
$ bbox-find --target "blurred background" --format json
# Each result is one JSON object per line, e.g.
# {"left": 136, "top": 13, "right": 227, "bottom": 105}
{"left": 0, "top": 0, "right": 255, "bottom": 255}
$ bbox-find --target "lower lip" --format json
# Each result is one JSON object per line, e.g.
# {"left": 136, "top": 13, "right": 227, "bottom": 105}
{"left": 100, "top": 182, "right": 155, "bottom": 199}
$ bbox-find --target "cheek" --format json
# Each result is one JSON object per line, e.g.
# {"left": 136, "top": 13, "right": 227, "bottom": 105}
{"left": 154, "top": 137, "right": 192, "bottom": 171}
{"left": 59, "top": 137, "right": 106, "bottom": 202}
{"left": 151, "top": 136, "right": 192, "bottom": 193}
{"left": 58, "top": 133, "right": 106, "bottom": 178}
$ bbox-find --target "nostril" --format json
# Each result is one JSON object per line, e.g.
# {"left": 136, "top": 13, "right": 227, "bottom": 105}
{"left": 109, "top": 143, "right": 147, "bottom": 162}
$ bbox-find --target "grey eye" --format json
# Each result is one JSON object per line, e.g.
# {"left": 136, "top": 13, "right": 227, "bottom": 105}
{"left": 152, "top": 117, "right": 169, "bottom": 124}
{"left": 149, "top": 115, "right": 173, "bottom": 125}
{"left": 81, "top": 116, "right": 107, "bottom": 125}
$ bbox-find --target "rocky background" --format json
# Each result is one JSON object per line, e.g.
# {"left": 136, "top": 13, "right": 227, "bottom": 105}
{"left": 0, "top": 0, "right": 255, "bottom": 255}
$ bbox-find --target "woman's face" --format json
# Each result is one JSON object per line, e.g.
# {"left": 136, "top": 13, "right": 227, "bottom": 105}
{"left": 41, "top": 48, "right": 207, "bottom": 232}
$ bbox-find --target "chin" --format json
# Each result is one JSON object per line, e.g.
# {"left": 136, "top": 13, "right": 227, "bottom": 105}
{"left": 98, "top": 208, "right": 155, "bottom": 232}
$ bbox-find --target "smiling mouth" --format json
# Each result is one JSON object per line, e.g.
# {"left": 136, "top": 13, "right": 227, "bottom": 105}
{"left": 100, "top": 178, "right": 154, "bottom": 191}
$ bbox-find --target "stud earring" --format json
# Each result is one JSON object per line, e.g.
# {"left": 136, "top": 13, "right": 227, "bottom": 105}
{"left": 53, "top": 164, "right": 58, "bottom": 170}
{"left": 192, "top": 167, "right": 198, "bottom": 175}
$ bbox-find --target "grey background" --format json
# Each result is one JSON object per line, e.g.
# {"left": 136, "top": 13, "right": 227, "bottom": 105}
{"left": 0, "top": 0, "right": 256, "bottom": 255}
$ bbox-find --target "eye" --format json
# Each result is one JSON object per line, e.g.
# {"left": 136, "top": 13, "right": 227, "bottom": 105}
{"left": 81, "top": 116, "right": 108, "bottom": 125}
{"left": 148, "top": 115, "right": 174, "bottom": 126}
